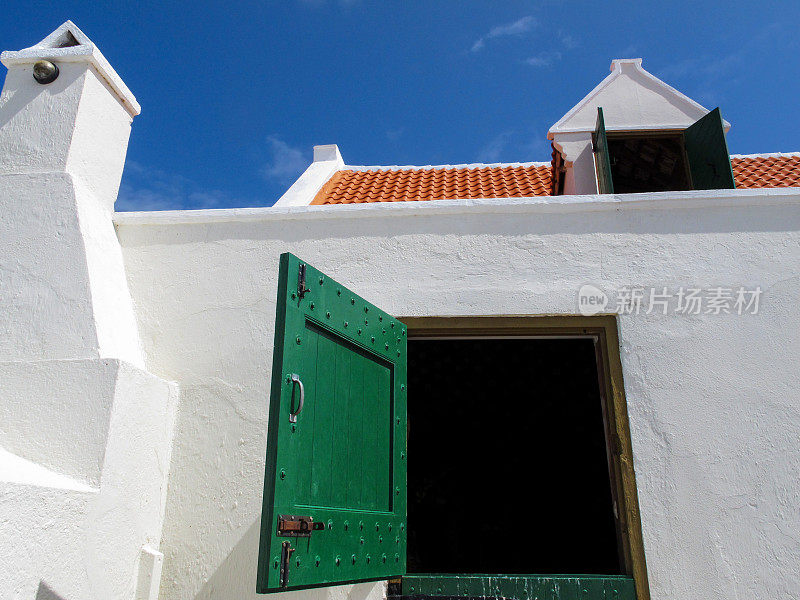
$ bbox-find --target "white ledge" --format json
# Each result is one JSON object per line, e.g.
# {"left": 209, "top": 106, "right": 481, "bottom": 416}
{"left": 115, "top": 187, "right": 800, "bottom": 226}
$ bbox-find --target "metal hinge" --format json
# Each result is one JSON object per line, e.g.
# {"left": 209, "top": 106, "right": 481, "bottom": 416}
{"left": 277, "top": 514, "right": 324, "bottom": 537}
{"left": 298, "top": 263, "right": 309, "bottom": 298}
{"left": 279, "top": 541, "right": 295, "bottom": 588}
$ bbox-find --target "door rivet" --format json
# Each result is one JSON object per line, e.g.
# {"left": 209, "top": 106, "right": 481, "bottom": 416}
{"left": 391, "top": 322, "right": 395, "bottom": 328}
{"left": 364, "top": 306, "right": 369, "bottom": 313}
{"left": 365, "top": 319, "right": 369, "bottom": 325}
{"left": 375, "top": 523, "right": 380, "bottom": 531}
{"left": 351, "top": 298, "right": 355, "bottom": 305}
{"left": 296, "top": 337, "right": 301, "bottom": 345}
{"left": 382, "top": 554, "right": 387, "bottom": 563}
{"left": 344, "top": 321, "right": 349, "bottom": 327}
{"left": 385, "top": 343, "right": 389, "bottom": 350}
{"left": 273, "top": 557, "right": 279, "bottom": 569}
{"left": 379, "top": 316, "right": 383, "bottom": 321}
{"left": 395, "top": 487, "right": 400, "bottom": 495}
{"left": 371, "top": 336, "right": 375, "bottom": 343}
{"left": 315, "top": 555, "right": 321, "bottom": 566}
{"left": 337, "top": 289, "right": 341, "bottom": 296}
{"left": 319, "top": 277, "right": 324, "bottom": 285}
{"left": 291, "top": 293, "right": 297, "bottom": 300}
{"left": 395, "top": 553, "right": 400, "bottom": 562}
{"left": 388, "top": 523, "right": 392, "bottom": 531}
{"left": 328, "top": 519, "right": 334, "bottom": 530}
{"left": 401, "top": 384, "right": 405, "bottom": 391}
{"left": 352, "top": 554, "right": 357, "bottom": 564}
{"left": 360, "top": 536, "right": 365, "bottom": 544}
{"left": 359, "top": 521, "right": 364, "bottom": 530}
{"left": 309, "top": 302, "right": 315, "bottom": 309}
{"left": 344, "top": 520, "right": 349, "bottom": 530}
{"left": 358, "top": 329, "right": 362, "bottom": 335}
{"left": 400, "top": 451, "right": 406, "bottom": 460}
{"left": 366, "top": 554, "right": 371, "bottom": 564}
{"left": 326, "top": 311, "right": 331, "bottom": 319}
{"left": 280, "top": 469, "right": 286, "bottom": 480}
{"left": 378, "top": 535, "right": 383, "bottom": 543}
{"left": 335, "top": 556, "right": 340, "bottom": 566}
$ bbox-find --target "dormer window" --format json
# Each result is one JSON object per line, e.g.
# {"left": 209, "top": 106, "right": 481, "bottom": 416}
{"left": 548, "top": 59, "right": 740, "bottom": 196}
{"left": 593, "top": 106, "right": 736, "bottom": 194}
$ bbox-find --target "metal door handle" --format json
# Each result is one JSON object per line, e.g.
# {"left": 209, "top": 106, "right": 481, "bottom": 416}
{"left": 289, "top": 374, "right": 304, "bottom": 422}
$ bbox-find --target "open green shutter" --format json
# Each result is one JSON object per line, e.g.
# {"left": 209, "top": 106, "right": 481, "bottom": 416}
{"left": 683, "top": 107, "right": 736, "bottom": 190}
{"left": 257, "top": 253, "right": 408, "bottom": 593}
{"left": 593, "top": 107, "right": 614, "bottom": 194}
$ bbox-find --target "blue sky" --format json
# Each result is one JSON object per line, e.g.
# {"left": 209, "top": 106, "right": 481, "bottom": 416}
{"left": 2, "top": 1, "right": 799, "bottom": 210}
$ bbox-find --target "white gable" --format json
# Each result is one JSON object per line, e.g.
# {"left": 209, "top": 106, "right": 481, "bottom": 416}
{"left": 548, "top": 58, "right": 730, "bottom": 137}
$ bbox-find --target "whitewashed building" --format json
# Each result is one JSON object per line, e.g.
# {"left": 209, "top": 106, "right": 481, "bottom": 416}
{"left": 1, "top": 21, "right": 799, "bottom": 600}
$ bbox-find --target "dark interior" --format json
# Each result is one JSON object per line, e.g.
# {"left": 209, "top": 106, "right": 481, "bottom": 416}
{"left": 608, "top": 133, "right": 692, "bottom": 193}
{"left": 406, "top": 337, "right": 622, "bottom": 575}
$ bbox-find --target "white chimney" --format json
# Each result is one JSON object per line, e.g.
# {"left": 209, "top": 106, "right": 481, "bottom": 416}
{"left": 0, "top": 21, "right": 144, "bottom": 365}
{"left": 0, "top": 20, "right": 140, "bottom": 208}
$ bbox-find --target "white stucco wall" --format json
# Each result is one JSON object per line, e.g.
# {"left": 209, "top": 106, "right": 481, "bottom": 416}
{"left": 0, "top": 359, "right": 179, "bottom": 600}
{"left": 116, "top": 189, "right": 800, "bottom": 600}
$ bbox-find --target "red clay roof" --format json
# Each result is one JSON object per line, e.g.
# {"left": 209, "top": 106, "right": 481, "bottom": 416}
{"left": 311, "top": 164, "right": 552, "bottom": 205}
{"left": 311, "top": 154, "right": 800, "bottom": 205}
{"left": 731, "top": 154, "right": 800, "bottom": 188}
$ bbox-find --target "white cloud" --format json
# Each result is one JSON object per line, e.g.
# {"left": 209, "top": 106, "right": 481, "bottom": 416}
{"left": 470, "top": 38, "right": 485, "bottom": 53}
{"left": 471, "top": 15, "right": 536, "bottom": 53}
{"left": 261, "top": 136, "right": 310, "bottom": 185}
{"left": 524, "top": 51, "right": 562, "bottom": 68}
{"left": 116, "top": 160, "right": 246, "bottom": 211}
{"left": 558, "top": 31, "right": 578, "bottom": 50}
{"left": 477, "top": 132, "right": 513, "bottom": 163}
{"left": 488, "top": 16, "right": 536, "bottom": 38}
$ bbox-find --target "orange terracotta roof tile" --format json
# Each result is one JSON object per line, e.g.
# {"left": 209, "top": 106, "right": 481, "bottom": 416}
{"left": 311, "top": 154, "right": 800, "bottom": 205}
{"left": 731, "top": 154, "right": 800, "bottom": 188}
{"left": 311, "top": 163, "right": 553, "bottom": 205}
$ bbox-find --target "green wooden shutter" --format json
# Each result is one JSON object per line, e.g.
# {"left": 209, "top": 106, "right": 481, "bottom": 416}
{"left": 593, "top": 107, "right": 614, "bottom": 194}
{"left": 683, "top": 107, "right": 736, "bottom": 190}
{"left": 257, "top": 253, "right": 408, "bottom": 593}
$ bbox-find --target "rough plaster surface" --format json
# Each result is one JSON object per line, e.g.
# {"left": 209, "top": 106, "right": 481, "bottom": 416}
{"left": 116, "top": 190, "right": 800, "bottom": 600}
{"left": 0, "top": 172, "right": 144, "bottom": 366}
{"left": 0, "top": 359, "right": 179, "bottom": 600}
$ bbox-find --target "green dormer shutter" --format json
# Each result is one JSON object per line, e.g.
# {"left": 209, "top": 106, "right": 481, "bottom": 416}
{"left": 257, "top": 253, "right": 408, "bottom": 593}
{"left": 593, "top": 107, "right": 614, "bottom": 194}
{"left": 683, "top": 107, "right": 736, "bottom": 190}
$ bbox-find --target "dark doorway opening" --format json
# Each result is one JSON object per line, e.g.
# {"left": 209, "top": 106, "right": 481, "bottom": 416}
{"left": 607, "top": 133, "right": 692, "bottom": 194}
{"left": 406, "top": 337, "right": 622, "bottom": 575}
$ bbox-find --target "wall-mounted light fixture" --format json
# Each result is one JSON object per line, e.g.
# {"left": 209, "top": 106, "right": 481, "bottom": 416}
{"left": 32, "top": 60, "right": 59, "bottom": 84}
